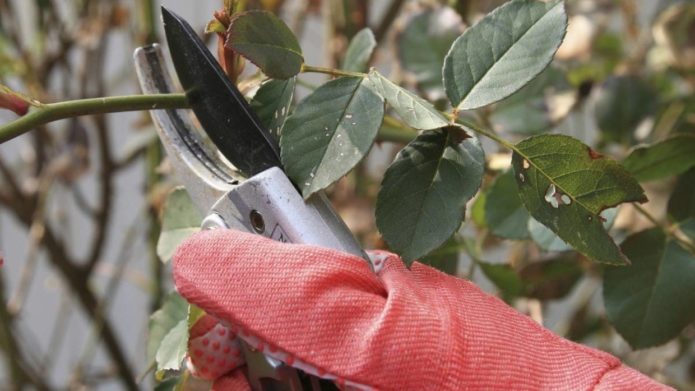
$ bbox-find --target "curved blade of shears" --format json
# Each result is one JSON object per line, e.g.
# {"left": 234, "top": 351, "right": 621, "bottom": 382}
{"left": 134, "top": 44, "right": 242, "bottom": 213}
{"left": 161, "top": 7, "right": 282, "bottom": 178}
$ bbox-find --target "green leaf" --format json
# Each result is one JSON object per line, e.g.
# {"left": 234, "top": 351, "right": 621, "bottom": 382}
{"left": 528, "top": 207, "right": 618, "bottom": 252}
{"left": 376, "top": 127, "right": 485, "bottom": 263}
{"left": 622, "top": 134, "right": 695, "bottom": 182}
{"left": 604, "top": 228, "right": 695, "bottom": 349}
{"left": 226, "top": 10, "right": 303, "bottom": 79}
{"left": 489, "top": 66, "right": 573, "bottom": 135}
{"left": 420, "top": 236, "right": 463, "bottom": 275}
{"left": 398, "top": 7, "right": 463, "bottom": 98}
{"left": 443, "top": 0, "right": 567, "bottom": 110}
{"left": 156, "top": 320, "right": 188, "bottom": 371}
{"left": 281, "top": 77, "right": 384, "bottom": 198}
{"left": 157, "top": 188, "right": 202, "bottom": 263}
{"left": 148, "top": 293, "right": 188, "bottom": 365}
{"left": 668, "top": 169, "right": 695, "bottom": 238}
{"left": 519, "top": 255, "right": 583, "bottom": 300}
{"left": 511, "top": 134, "right": 647, "bottom": 264}
{"left": 250, "top": 77, "right": 296, "bottom": 141}
{"left": 342, "top": 28, "right": 376, "bottom": 72}
{"left": 478, "top": 261, "right": 524, "bottom": 301}
{"left": 485, "top": 170, "right": 531, "bottom": 240}
{"left": 205, "top": 19, "right": 226, "bottom": 34}
{"left": 594, "top": 76, "right": 658, "bottom": 143}
{"left": 367, "top": 70, "right": 448, "bottom": 130}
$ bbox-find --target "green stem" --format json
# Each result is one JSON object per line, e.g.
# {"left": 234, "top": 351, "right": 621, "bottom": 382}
{"left": 633, "top": 203, "right": 695, "bottom": 254}
{"left": 0, "top": 93, "right": 189, "bottom": 144}
{"left": 300, "top": 64, "right": 366, "bottom": 78}
{"left": 456, "top": 117, "right": 516, "bottom": 150}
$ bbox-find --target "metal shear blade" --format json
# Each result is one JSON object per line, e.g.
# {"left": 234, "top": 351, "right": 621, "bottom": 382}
{"left": 133, "top": 44, "right": 242, "bottom": 213}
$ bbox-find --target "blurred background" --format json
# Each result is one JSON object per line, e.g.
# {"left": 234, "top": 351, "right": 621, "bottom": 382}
{"left": 0, "top": 0, "right": 693, "bottom": 389}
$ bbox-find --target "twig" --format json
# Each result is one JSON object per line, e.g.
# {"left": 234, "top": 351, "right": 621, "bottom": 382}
{"left": 0, "top": 93, "right": 189, "bottom": 144}
{"left": 300, "top": 64, "right": 366, "bottom": 78}
{"left": 374, "top": 0, "right": 406, "bottom": 43}
{"left": 633, "top": 203, "right": 695, "bottom": 254}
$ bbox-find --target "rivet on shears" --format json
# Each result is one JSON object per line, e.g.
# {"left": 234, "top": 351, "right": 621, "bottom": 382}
{"left": 249, "top": 210, "right": 265, "bottom": 233}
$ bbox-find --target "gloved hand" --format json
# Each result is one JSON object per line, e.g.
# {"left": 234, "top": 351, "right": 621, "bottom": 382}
{"left": 173, "top": 229, "right": 672, "bottom": 390}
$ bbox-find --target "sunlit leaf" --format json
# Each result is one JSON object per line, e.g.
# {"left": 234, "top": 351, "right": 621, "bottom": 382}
{"left": 250, "top": 77, "right": 296, "bottom": 141}
{"left": 485, "top": 170, "right": 531, "bottom": 240}
{"left": 157, "top": 188, "right": 202, "bottom": 263}
{"left": 398, "top": 7, "right": 463, "bottom": 99}
{"left": 368, "top": 70, "right": 448, "bottom": 130}
{"left": 511, "top": 134, "right": 646, "bottom": 264}
{"left": 342, "top": 28, "right": 376, "bottom": 72}
{"left": 594, "top": 76, "right": 658, "bottom": 143}
{"left": 226, "top": 10, "right": 303, "bottom": 79}
{"left": 604, "top": 228, "right": 695, "bottom": 349}
{"left": 156, "top": 320, "right": 188, "bottom": 371}
{"left": 148, "top": 293, "right": 188, "bottom": 365}
{"left": 622, "top": 134, "right": 695, "bottom": 182}
{"left": 376, "top": 127, "right": 485, "bottom": 263}
{"left": 443, "top": 0, "right": 567, "bottom": 110}
{"left": 281, "top": 77, "right": 384, "bottom": 198}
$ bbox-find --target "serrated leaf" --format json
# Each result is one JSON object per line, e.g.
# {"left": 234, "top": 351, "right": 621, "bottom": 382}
{"left": 281, "top": 77, "right": 384, "bottom": 198}
{"left": 376, "top": 127, "right": 485, "bottom": 263}
{"left": 148, "top": 293, "right": 188, "bottom": 364}
{"left": 157, "top": 188, "right": 202, "bottom": 263}
{"left": 528, "top": 207, "right": 618, "bottom": 252}
{"left": 250, "top": 77, "right": 296, "bottom": 141}
{"left": 398, "top": 7, "right": 463, "bottom": 98}
{"left": 594, "top": 76, "right": 657, "bottom": 143}
{"left": 226, "top": 10, "right": 303, "bottom": 79}
{"left": 478, "top": 261, "right": 524, "bottom": 301}
{"left": 443, "top": 0, "right": 567, "bottom": 110}
{"left": 490, "top": 66, "right": 573, "bottom": 135}
{"left": 604, "top": 228, "right": 695, "bottom": 349}
{"left": 156, "top": 320, "right": 188, "bottom": 371}
{"left": 511, "top": 134, "right": 646, "bottom": 264}
{"left": 342, "top": 28, "right": 376, "bottom": 72}
{"left": 368, "top": 70, "right": 448, "bottom": 130}
{"left": 485, "top": 170, "right": 531, "bottom": 240}
{"left": 622, "top": 134, "right": 695, "bottom": 182}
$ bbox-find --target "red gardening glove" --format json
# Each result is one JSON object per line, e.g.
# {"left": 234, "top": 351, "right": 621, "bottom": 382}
{"left": 173, "top": 229, "right": 672, "bottom": 390}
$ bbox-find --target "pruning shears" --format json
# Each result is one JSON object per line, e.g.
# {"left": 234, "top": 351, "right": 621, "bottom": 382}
{"left": 133, "top": 7, "right": 370, "bottom": 391}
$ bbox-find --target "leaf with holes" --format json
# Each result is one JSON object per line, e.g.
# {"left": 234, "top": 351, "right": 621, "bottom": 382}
{"left": 529, "top": 207, "right": 618, "bottom": 252}
{"left": 398, "top": 7, "right": 464, "bottom": 99}
{"left": 226, "top": 10, "right": 303, "bottom": 79}
{"left": 368, "top": 70, "right": 448, "bottom": 130}
{"left": 342, "top": 28, "right": 376, "bottom": 72}
{"left": 485, "top": 170, "right": 531, "bottom": 240}
{"left": 250, "top": 77, "right": 296, "bottom": 141}
{"left": 443, "top": 0, "right": 567, "bottom": 110}
{"left": 281, "top": 77, "right": 384, "bottom": 198}
{"left": 604, "top": 228, "right": 695, "bottom": 349}
{"left": 622, "top": 134, "right": 695, "bottom": 182}
{"left": 157, "top": 188, "right": 202, "bottom": 263}
{"left": 512, "top": 134, "right": 646, "bottom": 264}
{"left": 148, "top": 293, "right": 188, "bottom": 367}
{"left": 376, "top": 127, "right": 485, "bottom": 263}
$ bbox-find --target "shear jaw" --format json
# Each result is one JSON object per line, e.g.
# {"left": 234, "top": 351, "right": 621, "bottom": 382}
{"left": 133, "top": 44, "right": 243, "bottom": 213}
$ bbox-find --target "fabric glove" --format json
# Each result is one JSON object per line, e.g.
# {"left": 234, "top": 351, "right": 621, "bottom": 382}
{"left": 173, "top": 229, "right": 672, "bottom": 390}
